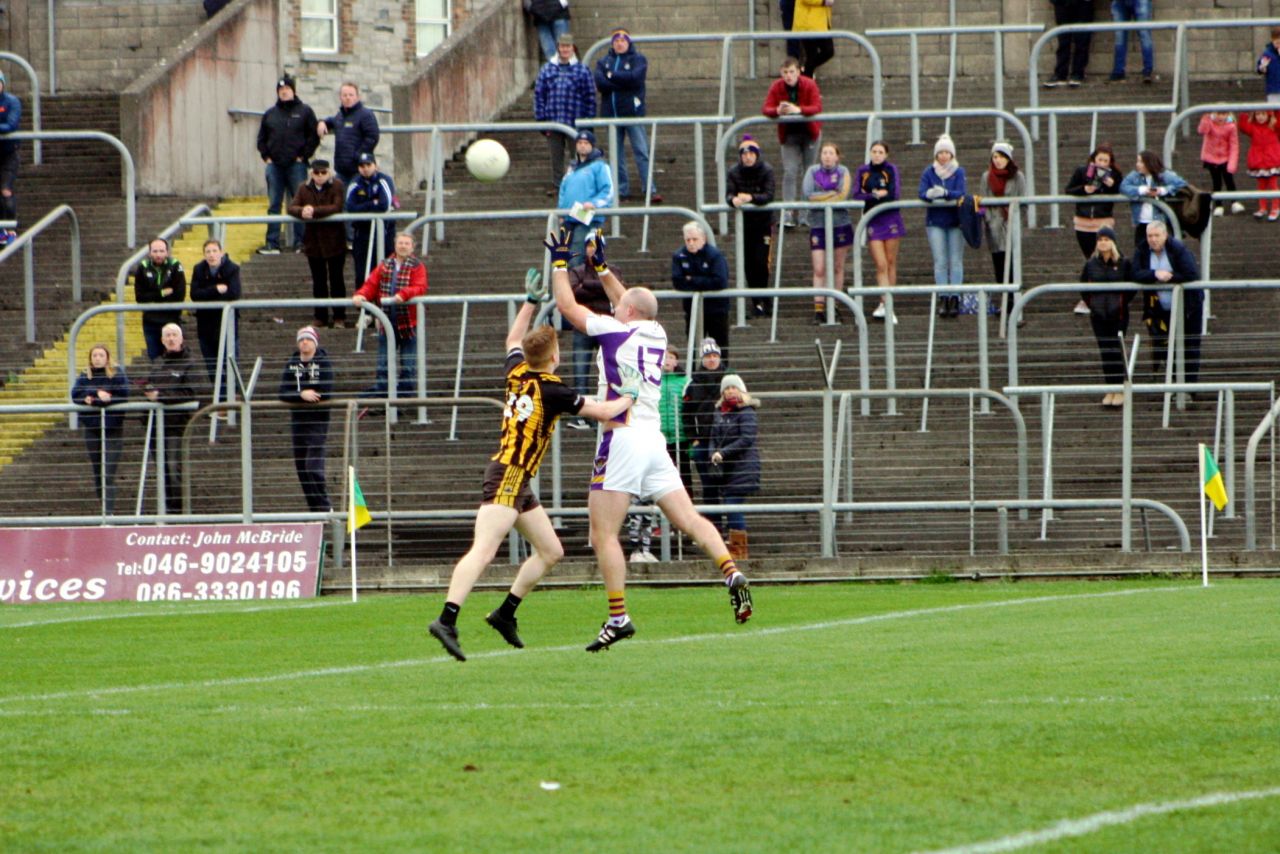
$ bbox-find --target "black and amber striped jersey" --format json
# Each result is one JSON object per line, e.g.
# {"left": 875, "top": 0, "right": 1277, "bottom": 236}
{"left": 491, "top": 349, "right": 583, "bottom": 475}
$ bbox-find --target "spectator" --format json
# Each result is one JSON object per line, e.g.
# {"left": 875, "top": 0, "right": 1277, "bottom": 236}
{"left": 1108, "top": 0, "right": 1154, "bottom": 84}
{"left": 595, "top": 28, "right": 661, "bottom": 204}
{"left": 525, "top": 0, "right": 571, "bottom": 63}
{"left": 803, "top": 140, "right": 852, "bottom": 323}
{"left": 0, "top": 70, "right": 21, "bottom": 245}
{"left": 1080, "top": 226, "right": 1135, "bottom": 407}
{"left": 534, "top": 33, "right": 596, "bottom": 196}
{"left": 792, "top": 0, "right": 834, "bottom": 80}
{"left": 189, "top": 238, "right": 242, "bottom": 383}
{"left": 660, "top": 348, "right": 693, "bottom": 492}
{"left": 353, "top": 231, "right": 428, "bottom": 398}
{"left": 710, "top": 373, "right": 761, "bottom": 559}
{"left": 853, "top": 139, "right": 906, "bottom": 322}
{"left": 143, "top": 323, "right": 207, "bottom": 515}
{"left": 918, "top": 134, "right": 967, "bottom": 318}
{"left": 1132, "top": 220, "right": 1201, "bottom": 383}
{"left": 563, "top": 244, "right": 623, "bottom": 429}
{"left": 289, "top": 159, "right": 347, "bottom": 328}
{"left": 981, "top": 141, "right": 1027, "bottom": 306}
{"left": 278, "top": 325, "right": 334, "bottom": 513}
{"left": 71, "top": 344, "right": 129, "bottom": 515}
{"left": 1065, "top": 143, "right": 1120, "bottom": 314}
{"left": 1237, "top": 111, "right": 1280, "bottom": 221}
{"left": 1119, "top": 149, "right": 1188, "bottom": 249}
{"left": 1256, "top": 27, "right": 1280, "bottom": 106}
{"left": 557, "top": 130, "right": 613, "bottom": 265}
{"left": 256, "top": 74, "right": 319, "bottom": 254}
{"left": 762, "top": 57, "right": 822, "bottom": 229}
{"left": 133, "top": 237, "right": 187, "bottom": 360}
{"left": 1044, "top": 0, "right": 1094, "bottom": 88}
{"left": 726, "top": 134, "right": 776, "bottom": 317}
{"left": 346, "top": 151, "right": 399, "bottom": 284}
{"left": 682, "top": 338, "right": 725, "bottom": 507}
{"left": 317, "top": 82, "right": 379, "bottom": 192}
{"left": 1198, "top": 112, "right": 1244, "bottom": 217}
{"left": 779, "top": 0, "right": 803, "bottom": 65}
{"left": 671, "top": 221, "right": 730, "bottom": 361}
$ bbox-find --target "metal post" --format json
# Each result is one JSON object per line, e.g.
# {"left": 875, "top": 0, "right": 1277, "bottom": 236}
{"left": 1040, "top": 392, "right": 1054, "bottom": 538}
{"left": 997, "top": 505, "right": 1009, "bottom": 555}
{"left": 977, "top": 291, "right": 991, "bottom": 415}
{"left": 417, "top": 302, "right": 429, "bottom": 425}
{"left": 1225, "top": 389, "right": 1236, "bottom": 520}
{"left": 609, "top": 132, "right": 621, "bottom": 239}
{"left": 23, "top": 240, "right": 34, "bottom": 343}
{"left": 993, "top": 32, "right": 1005, "bottom": 141}
{"left": 884, "top": 290, "right": 897, "bottom": 416}
{"left": 1121, "top": 378, "right": 1133, "bottom": 552}
{"left": 1048, "top": 113, "right": 1061, "bottom": 228}
{"left": 821, "top": 388, "right": 834, "bottom": 557}
{"left": 449, "top": 301, "right": 468, "bottom": 440}
{"left": 640, "top": 123, "right": 659, "bottom": 251}
{"left": 908, "top": 34, "right": 922, "bottom": 144}
{"left": 734, "top": 208, "right": 747, "bottom": 329}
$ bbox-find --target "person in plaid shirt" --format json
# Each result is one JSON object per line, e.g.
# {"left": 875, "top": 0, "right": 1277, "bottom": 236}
{"left": 534, "top": 32, "right": 597, "bottom": 194}
{"left": 352, "top": 231, "right": 428, "bottom": 399}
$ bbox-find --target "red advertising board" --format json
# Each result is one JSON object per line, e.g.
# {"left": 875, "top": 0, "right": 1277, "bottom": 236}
{"left": 0, "top": 524, "right": 325, "bottom": 605}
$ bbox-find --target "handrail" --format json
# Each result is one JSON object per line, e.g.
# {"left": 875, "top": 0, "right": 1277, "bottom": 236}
{"left": 1244, "top": 398, "right": 1280, "bottom": 550}
{"left": 227, "top": 105, "right": 394, "bottom": 121}
{"left": 0, "top": 52, "right": 43, "bottom": 164}
{"left": 0, "top": 204, "right": 80, "bottom": 343}
{"left": 4, "top": 130, "right": 136, "bottom": 247}
{"left": 1162, "top": 102, "right": 1277, "bottom": 177}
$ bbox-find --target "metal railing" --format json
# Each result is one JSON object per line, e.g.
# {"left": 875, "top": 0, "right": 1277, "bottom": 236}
{"left": 1244, "top": 397, "right": 1280, "bottom": 551}
{"left": 0, "top": 204, "right": 80, "bottom": 343}
{"left": 0, "top": 52, "right": 43, "bottom": 163}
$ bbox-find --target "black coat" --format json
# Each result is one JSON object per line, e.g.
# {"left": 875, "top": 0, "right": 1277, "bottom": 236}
{"left": 322, "top": 102, "right": 380, "bottom": 176}
{"left": 257, "top": 98, "right": 320, "bottom": 167}
{"left": 682, "top": 365, "right": 724, "bottom": 443}
{"left": 710, "top": 401, "right": 761, "bottom": 493}
{"left": 279, "top": 348, "right": 334, "bottom": 425}
{"left": 1081, "top": 254, "right": 1135, "bottom": 325}
{"left": 1065, "top": 163, "right": 1119, "bottom": 219}
{"left": 726, "top": 159, "right": 776, "bottom": 228}
{"left": 146, "top": 346, "right": 207, "bottom": 415}
{"left": 133, "top": 258, "right": 186, "bottom": 326}
{"left": 189, "top": 258, "right": 242, "bottom": 341}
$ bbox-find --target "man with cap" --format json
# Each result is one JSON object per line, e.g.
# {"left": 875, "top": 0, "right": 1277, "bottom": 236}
{"left": 257, "top": 73, "right": 320, "bottom": 254}
{"left": 279, "top": 325, "right": 335, "bottom": 513}
{"left": 556, "top": 130, "right": 613, "bottom": 265}
{"left": 594, "top": 28, "right": 661, "bottom": 204}
{"left": 726, "top": 134, "right": 776, "bottom": 317}
{"left": 345, "top": 151, "right": 399, "bottom": 284}
{"left": 682, "top": 337, "right": 726, "bottom": 505}
{"left": 288, "top": 159, "right": 347, "bottom": 328}
{"left": 0, "top": 70, "right": 22, "bottom": 245}
{"left": 534, "top": 33, "right": 597, "bottom": 196}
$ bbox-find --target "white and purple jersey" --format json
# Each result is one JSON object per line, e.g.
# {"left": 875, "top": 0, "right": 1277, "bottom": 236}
{"left": 586, "top": 313, "right": 666, "bottom": 431}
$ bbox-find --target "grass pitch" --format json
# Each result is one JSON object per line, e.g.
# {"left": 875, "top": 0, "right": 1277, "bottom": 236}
{"left": 3, "top": 579, "right": 1279, "bottom": 852}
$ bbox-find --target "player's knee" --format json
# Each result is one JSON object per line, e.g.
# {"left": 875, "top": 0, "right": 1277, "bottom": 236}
{"left": 540, "top": 540, "right": 565, "bottom": 565}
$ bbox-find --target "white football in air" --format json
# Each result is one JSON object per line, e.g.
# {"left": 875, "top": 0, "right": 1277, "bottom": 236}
{"left": 465, "top": 138, "right": 510, "bottom": 182}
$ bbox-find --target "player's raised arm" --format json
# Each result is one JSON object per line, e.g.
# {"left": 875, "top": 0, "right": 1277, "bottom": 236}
{"left": 547, "top": 227, "right": 592, "bottom": 334}
{"left": 586, "top": 230, "right": 626, "bottom": 308}
{"left": 507, "top": 268, "right": 548, "bottom": 351}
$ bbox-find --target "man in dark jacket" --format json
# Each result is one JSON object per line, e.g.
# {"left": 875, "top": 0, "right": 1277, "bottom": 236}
{"left": 671, "top": 222, "right": 731, "bottom": 362}
{"left": 288, "top": 159, "right": 347, "bottom": 328}
{"left": 144, "top": 324, "right": 207, "bottom": 514}
{"left": 726, "top": 135, "right": 776, "bottom": 316}
{"left": 594, "top": 28, "right": 660, "bottom": 204}
{"left": 278, "top": 325, "right": 335, "bottom": 513}
{"left": 0, "top": 70, "right": 22, "bottom": 244}
{"left": 133, "top": 237, "right": 187, "bottom": 360}
{"left": 1131, "top": 220, "right": 1202, "bottom": 383}
{"left": 682, "top": 338, "right": 725, "bottom": 506}
{"left": 189, "top": 238, "right": 243, "bottom": 383}
{"left": 257, "top": 74, "right": 319, "bottom": 254}
{"left": 345, "top": 151, "right": 398, "bottom": 284}
{"left": 317, "top": 82, "right": 380, "bottom": 190}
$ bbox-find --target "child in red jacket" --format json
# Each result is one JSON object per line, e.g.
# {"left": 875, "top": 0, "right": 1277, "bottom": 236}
{"left": 1198, "top": 112, "right": 1243, "bottom": 216}
{"left": 1238, "top": 110, "right": 1280, "bottom": 220}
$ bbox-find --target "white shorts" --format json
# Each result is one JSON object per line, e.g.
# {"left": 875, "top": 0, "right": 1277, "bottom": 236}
{"left": 590, "top": 426, "right": 684, "bottom": 501}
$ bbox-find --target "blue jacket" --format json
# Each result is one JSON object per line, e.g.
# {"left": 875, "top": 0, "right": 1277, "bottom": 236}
{"left": 1119, "top": 168, "right": 1188, "bottom": 226}
{"left": 1258, "top": 43, "right": 1280, "bottom": 96}
{"left": 71, "top": 368, "right": 130, "bottom": 432}
{"left": 671, "top": 242, "right": 730, "bottom": 317}
{"left": 557, "top": 147, "right": 612, "bottom": 224}
{"left": 1132, "top": 236, "right": 1201, "bottom": 307}
{"left": 918, "top": 165, "right": 967, "bottom": 228}
{"left": 322, "top": 101, "right": 380, "bottom": 176}
{"left": 346, "top": 170, "right": 398, "bottom": 254}
{"left": 710, "top": 401, "right": 761, "bottom": 494}
{"left": 0, "top": 90, "right": 21, "bottom": 154}
{"left": 535, "top": 58, "right": 596, "bottom": 126}
{"left": 595, "top": 44, "right": 647, "bottom": 119}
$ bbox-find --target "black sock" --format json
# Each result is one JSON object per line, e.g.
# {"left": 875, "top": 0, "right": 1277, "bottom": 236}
{"left": 439, "top": 601, "right": 460, "bottom": 627}
{"left": 497, "top": 592, "right": 522, "bottom": 621}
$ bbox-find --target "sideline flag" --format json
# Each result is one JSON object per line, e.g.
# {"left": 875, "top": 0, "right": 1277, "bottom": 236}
{"left": 348, "top": 476, "right": 372, "bottom": 533}
{"left": 1201, "top": 444, "right": 1228, "bottom": 511}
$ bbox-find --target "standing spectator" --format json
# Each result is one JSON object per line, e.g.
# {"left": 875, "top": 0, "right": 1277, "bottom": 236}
{"left": 353, "top": 232, "right": 429, "bottom": 398}
{"left": 557, "top": 130, "right": 613, "bottom": 264}
{"left": 671, "top": 222, "right": 730, "bottom": 361}
{"left": 0, "top": 70, "right": 21, "bottom": 245}
{"left": 71, "top": 344, "right": 129, "bottom": 516}
{"left": 189, "top": 239, "right": 242, "bottom": 383}
{"left": 853, "top": 139, "right": 906, "bottom": 322}
{"left": 1108, "top": 0, "right": 1154, "bottom": 84}
{"left": 683, "top": 338, "right": 725, "bottom": 507}
{"left": 726, "top": 134, "right": 776, "bottom": 317}
{"left": 143, "top": 324, "right": 206, "bottom": 515}
{"left": 133, "top": 237, "right": 186, "bottom": 360}
{"left": 278, "top": 325, "right": 334, "bottom": 513}
{"left": 762, "top": 57, "right": 822, "bottom": 229}
{"left": 803, "top": 140, "right": 852, "bottom": 323}
{"left": 1065, "top": 144, "right": 1120, "bottom": 314}
{"left": 1256, "top": 27, "right": 1280, "bottom": 105}
{"left": 289, "top": 159, "right": 347, "bottom": 328}
{"left": 316, "top": 82, "right": 379, "bottom": 191}
{"left": 710, "top": 374, "right": 761, "bottom": 559}
{"left": 1198, "top": 112, "right": 1244, "bottom": 217}
{"left": 563, "top": 244, "right": 623, "bottom": 429}
{"left": 791, "top": 0, "right": 834, "bottom": 80}
{"left": 1044, "top": 0, "right": 1094, "bottom": 88}
{"left": 1133, "top": 220, "right": 1201, "bottom": 382}
{"left": 526, "top": 0, "right": 571, "bottom": 63}
{"left": 1080, "top": 227, "right": 1135, "bottom": 407}
{"left": 204, "top": 0, "right": 231, "bottom": 16}
{"left": 1237, "top": 110, "right": 1280, "bottom": 221}
{"left": 346, "top": 151, "right": 399, "bottom": 284}
{"left": 918, "top": 134, "right": 967, "bottom": 318}
{"left": 779, "top": 0, "right": 803, "bottom": 64}
{"left": 595, "top": 28, "right": 661, "bottom": 204}
{"left": 980, "top": 141, "right": 1027, "bottom": 302}
{"left": 1119, "top": 149, "right": 1188, "bottom": 249}
{"left": 534, "top": 33, "right": 596, "bottom": 196}
{"left": 256, "top": 74, "right": 319, "bottom": 254}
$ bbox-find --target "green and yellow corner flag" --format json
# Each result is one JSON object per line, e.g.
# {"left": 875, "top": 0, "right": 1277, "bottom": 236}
{"left": 1201, "top": 444, "right": 1228, "bottom": 511}
{"left": 348, "top": 476, "right": 372, "bottom": 533}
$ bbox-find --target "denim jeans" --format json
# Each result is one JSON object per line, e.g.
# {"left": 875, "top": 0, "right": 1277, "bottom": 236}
{"left": 1110, "top": 0, "right": 1153, "bottom": 77}
{"left": 264, "top": 160, "right": 308, "bottom": 249}
{"left": 612, "top": 124, "right": 656, "bottom": 198}
{"left": 535, "top": 18, "right": 570, "bottom": 62}
{"left": 925, "top": 225, "right": 964, "bottom": 291}
{"left": 368, "top": 331, "right": 419, "bottom": 396}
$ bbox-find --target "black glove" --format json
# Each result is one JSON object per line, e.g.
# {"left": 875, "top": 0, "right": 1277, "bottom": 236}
{"left": 543, "top": 227, "right": 573, "bottom": 269}
{"left": 586, "top": 228, "right": 608, "bottom": 274}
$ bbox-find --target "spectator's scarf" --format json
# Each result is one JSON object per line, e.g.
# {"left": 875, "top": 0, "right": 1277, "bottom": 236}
{"left": 932, "top": 158, "right": 958, "bottom": 180}
{"left": 987, "top": 164, "right": 1012, "bottom": 219}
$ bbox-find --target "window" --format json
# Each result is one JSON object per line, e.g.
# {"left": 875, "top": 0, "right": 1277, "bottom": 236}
{"left": 301, "top": 0, "right": 338, "bottom": 54}
{"left": 415, "top": 0, "right": 451, "bottom": 57}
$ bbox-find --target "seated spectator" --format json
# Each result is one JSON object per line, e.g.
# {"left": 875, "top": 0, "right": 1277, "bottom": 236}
{"left": 289, "top": 159, "right": 348, "bottom": 328}
{"left": 682, "top": 338, "right": 725, "bottom": 509}
{"left": 1119, "top": 150, "right": 1187, "bottom": 250}
{"left": 353, "top": 231, "right": 429, "bottom": 399}
{"left": 346, "top": 151, "right": 399, "bottom": 285}
{"left": 762, "top": 57, "right": 821, "bottom": 229}
{"left": 803, "top": 141, "right": 853, "bottom": 323}
{"left": 278, "top": 325, "right": 334, "bottom": 513}
{"left": 71, "top": 344, "right": 129, "bottom": 515}
{"left": 1080, "top": 227, "right": 1135, "bottom": 407}
{"left": 133, "top": 237, "right": 186, "bottom": 360}
{"left": 671, "top": 222, "right": 730, "bottom": 362}
{"left": 710, "top": 373, "right": 761, "bottom": 558}
{"left": 853, "top": 140, "right": 906, "bottom": 322}
{"left": 1132, "top": 220, "right": 1201, "bottom": 383}
{"left": 143, "top": 324, "right": 207, "bottom": 515}
{"left": 726, "top": 134, "right": 776, "bottom": 317}
{"left": 189, "top": 239, "right": 242, "bottom": 383}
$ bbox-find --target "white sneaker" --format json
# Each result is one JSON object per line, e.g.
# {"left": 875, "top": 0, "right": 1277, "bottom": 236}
{"left": 1231, "top": 201, "right": 1247, "bottom": 215}
{"left": 1073, "top": 299, "right": 1090, "bottom": 315}
{"left": 872, "top": 303, "right": 886, "bottom": 319}
{"left": 629, "top": 549, "right": 658, "bottom": 563}
{"left": 1213, "top": 206, "right": 1224, "bottom": 217}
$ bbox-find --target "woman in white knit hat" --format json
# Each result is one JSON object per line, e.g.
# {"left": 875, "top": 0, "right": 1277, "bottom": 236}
{"left": 917, "top": 134, "right": 967, "bottom": 317}
{"left": 709, "top": 373, "right": 761, "bottom": 559}
{"left": 980, "top": 140, "right": 1027, "bottom": 318}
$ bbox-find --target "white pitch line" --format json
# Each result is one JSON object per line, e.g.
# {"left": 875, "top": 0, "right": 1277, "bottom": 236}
{"left": 919, "top": 786, "right": 1280, "bottom": 854}
{"left": 0, "top": 598, "right": 347, "bottom": 629}
{"left": 0, "top": 585, "right": 1197, "bottom": 707}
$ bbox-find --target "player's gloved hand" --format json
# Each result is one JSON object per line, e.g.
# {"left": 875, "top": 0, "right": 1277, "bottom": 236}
{"left": 524, "top": 268, "right": 548, "bottom": 304}
{"left": 925, "top": 185, "right": 947, "bottom": 200}
{"left": 543, "top": 227, "right": 574, "bottom": 269}
{"left": 611, "top": 363, "right": 644, "bottom": 400}
{"left": 586, "top": 229, "right": 608, "bottom": 274}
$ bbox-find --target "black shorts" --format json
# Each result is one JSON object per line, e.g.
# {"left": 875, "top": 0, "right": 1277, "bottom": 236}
{"left": 482, "top": 460, "right": 540, "bottom": 513}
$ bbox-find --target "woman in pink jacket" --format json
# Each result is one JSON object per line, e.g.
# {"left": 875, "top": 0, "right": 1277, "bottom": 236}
{"left": 1198, "top": 112, "right": 1244, "bottom": 217}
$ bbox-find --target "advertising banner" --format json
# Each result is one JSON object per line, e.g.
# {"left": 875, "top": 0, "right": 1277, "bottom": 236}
{"left": 0, "top": 524, "right": 325, "bottom": 605}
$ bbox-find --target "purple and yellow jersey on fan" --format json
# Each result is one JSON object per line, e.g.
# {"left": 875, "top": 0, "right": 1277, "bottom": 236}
{"left": 586, "top": 313, "right": 666, "bottom": 430}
